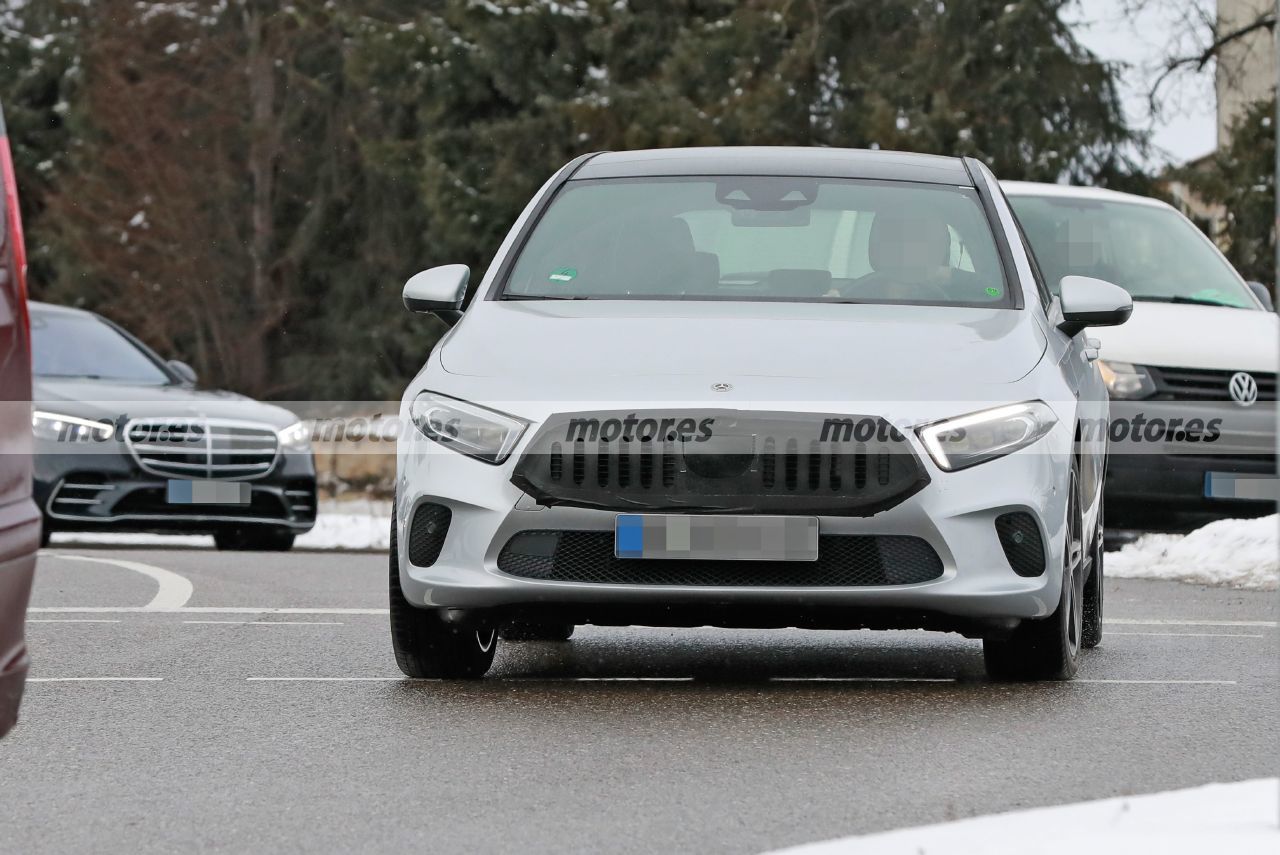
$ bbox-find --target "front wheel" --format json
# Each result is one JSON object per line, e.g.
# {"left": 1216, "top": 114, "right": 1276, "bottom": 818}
{"left": 983, "top": 460, "right": 1085, "bottom": 681}
{"left": 389, "top": 512, "right": 496, "bottom": 679}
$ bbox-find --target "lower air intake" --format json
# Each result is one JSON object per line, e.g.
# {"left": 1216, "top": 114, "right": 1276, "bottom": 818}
{"left": 407, "top": 503, "right": 451, "bottom": 567}
{"left": 995, "top": 512, "right": 1045, "bottom": 577}
{"left": 497, "top": 531, "right": 943, "bottom": 587}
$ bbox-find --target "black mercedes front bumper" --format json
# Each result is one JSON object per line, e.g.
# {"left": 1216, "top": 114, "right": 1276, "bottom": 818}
{"left": 34, "top": 445, "right": 317, "bottom": 535}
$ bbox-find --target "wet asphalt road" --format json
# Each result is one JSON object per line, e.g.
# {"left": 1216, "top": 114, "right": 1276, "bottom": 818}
{"left": 1, "top": 546, "right": 1276, "bottom": 854}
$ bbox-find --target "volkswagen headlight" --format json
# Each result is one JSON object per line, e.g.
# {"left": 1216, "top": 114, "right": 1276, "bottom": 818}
{"left": 278, "top": 421, "right": 312, "bottom": 452}
{"left": 410, "top": 391, "right": 528, "bottom": 465}
{"left": 917, "top": 401, "right": 1057, "bottom": 472}
{"left": 32, "top": 411, "right": 115, "bottom": 443}
{"left": 1097, "top": 360, "right": 1155, "bottom": 400}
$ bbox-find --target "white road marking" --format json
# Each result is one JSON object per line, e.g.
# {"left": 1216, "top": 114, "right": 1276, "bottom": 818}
{"left": 1072, "top": 679, "right": 1237, "bottom": 685}
{"left": 1107, "top": 631, "right": 1265, "bottom": 638}
{"left": 184, "top": 620, "right": 344, "bottom": 626}
{"left": 1105, "top": 618, "right": 1276, "bottom": 628}
{"left": 769, "top": 676, "right": 955, "bottom": 683}
{"left": 41, "top": 553, "right": 193, "bottom": 610}
{"left": 247, "top": 677, "right": 412, "bottom": 682}
{"left": 27, "top": 619, "right": 122, "bottom": 624}
{"left": 27, "top": 677, "right": 164, "bottom": 683}
{"left": 28, "top": 606, "right": 384, "bottom": 615}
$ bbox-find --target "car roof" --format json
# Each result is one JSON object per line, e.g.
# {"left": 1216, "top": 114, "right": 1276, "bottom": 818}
{"left": 1000, "top": 180, "right": 1172, "bottom": 210}
{"left": 573, "top": 147, "right": 974, "bottom": 185}
{"left": 28, "top": 300, "right": 97, "bottom": 319}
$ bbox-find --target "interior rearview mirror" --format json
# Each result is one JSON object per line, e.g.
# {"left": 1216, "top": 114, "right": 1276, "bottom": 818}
{"left": 403, "top": 264, "right": 470, "bottom": 325}
{"left": 1056, "top": 275, "right": 1132, "bottom": 337}
{"left": 1247, "top": 281, "right": 1274, "bottom": 311}
{"left": 167, "top": 359, "right": 198, "bottom": 386}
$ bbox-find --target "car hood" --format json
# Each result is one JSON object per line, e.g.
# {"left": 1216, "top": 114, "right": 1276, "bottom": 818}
{"left": 33, "top": 379, "right": 299, "bottom": 428}
{"left": 439, "top": 301, "right": 1047, "bottom": 400}
{"left": 1090, "top": 301, "right": 1278, "bottom": 372}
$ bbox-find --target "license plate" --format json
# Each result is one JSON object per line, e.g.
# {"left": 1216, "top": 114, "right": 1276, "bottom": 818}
{"left": 615, "top": 514, "right": 818, "bottom": 561}
{"left": 166, "top": 480, "right": 251, "bottom": 505}
{"left": 1204, "top": 472, "right": 1278, "bottom": 501}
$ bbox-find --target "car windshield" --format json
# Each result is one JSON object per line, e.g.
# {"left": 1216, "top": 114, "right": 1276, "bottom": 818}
{"left": 1008, "top": 194, "right": 1257, "bottom": 309}
{"left": 31, "top": 311, "right": 172, "bottom": 385}
{"left": 503, "top": 176, "right": 1012, "bottom": 308}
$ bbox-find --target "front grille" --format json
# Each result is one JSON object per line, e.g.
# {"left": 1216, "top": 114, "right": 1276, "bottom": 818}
{"left": 407, "top": 503, "right": 451, "bottom": 566}
{"left": 511, "top": 410, "right": 929, "bottom": 516}
{"left": 497, "top": 530, "right": 943, "bottom": 586}
{"left": 125, "top": 419, "right": 279, "bottom": 480}
{"left": 1150, "top": 366, "right": 1277, "bottom": 402}
{"left": 994, "top": 512, "right": 1045, "bottom": 577}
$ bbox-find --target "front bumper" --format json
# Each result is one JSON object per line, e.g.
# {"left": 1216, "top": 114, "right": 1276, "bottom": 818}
{"left": 396, "top": 420, "right": 1074, "bottom": 632}
{"left": 1106, "top": 399, "right": 1276, "bottom": 530}
{"left": 35, "top": 443, "right": 317, "bottom": 534}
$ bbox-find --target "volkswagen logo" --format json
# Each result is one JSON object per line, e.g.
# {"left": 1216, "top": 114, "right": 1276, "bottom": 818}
{"left": 711, "top": 382, "right": 733, "bottom": 393}
{"left": 1228, "top": 371, "right": 1258, "bottom": 407}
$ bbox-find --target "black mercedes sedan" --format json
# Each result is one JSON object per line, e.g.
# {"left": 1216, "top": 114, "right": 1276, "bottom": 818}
{"left": 30, "top": 302, "right": 316, "bottom": 550}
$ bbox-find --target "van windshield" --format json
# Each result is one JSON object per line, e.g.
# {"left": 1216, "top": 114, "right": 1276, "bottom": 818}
{"left": 1008, "top": 194, "right": 1258, "bottom": 309}
{"left": 502, "top": 176, "right": 1012, "bottom": 308}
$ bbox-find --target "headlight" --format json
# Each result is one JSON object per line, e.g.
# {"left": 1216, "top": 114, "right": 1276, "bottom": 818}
{"left": 32, "top": 411, "right": 115, "bottom": 443}
{"left": 277, "top": 421, "right": 312, "bottom": 452}
{"left": 917, "top": 401, "right": 1057, "bottom": 472}
{"left": 1097, "top": 360, "right": 1155, "bottom": 400}
{"left": 410, "top": 391, "right": 528, "bottom": 465}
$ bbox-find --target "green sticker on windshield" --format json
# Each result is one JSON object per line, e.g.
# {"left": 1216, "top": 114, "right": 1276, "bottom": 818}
{"left": 985, "top": 287, "right": 1001, "bottom": 297}
{"left": 548, "top": 267, "right": 578, "bottom": 282}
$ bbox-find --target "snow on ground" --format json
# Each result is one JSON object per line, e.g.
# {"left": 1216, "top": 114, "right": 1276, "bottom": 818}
{"left": 767, "top": 778, "right": 1278, "bottom": 855}
{"left": 1106, "top": 515, "right": 1277, "bottom": 591}
{"left": 48, "top": 507, "right": 1279, "bottom": 591}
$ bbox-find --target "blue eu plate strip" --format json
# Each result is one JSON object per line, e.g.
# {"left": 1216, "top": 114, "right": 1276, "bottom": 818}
{"left": 615, "top": 514, "right": 643, "bottom": 558}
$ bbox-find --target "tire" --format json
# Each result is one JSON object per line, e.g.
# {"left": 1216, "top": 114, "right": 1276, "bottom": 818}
{"left": 1081, "top": 496, "right": 1104, "bottom": 649}
{"left": 39, "top": 521, "right": 51, "bottom": 548}
{"left": 214, "top": 526, "right": 296, "bottom": 552}
{"left": 501, "top": 621, "right": 575, "bottom": 642}
{"left": 389, "top": 511, "right": 497, "bottom": 679}
{"left": 983, "top": 459, "right": 1085, "bottom": 681}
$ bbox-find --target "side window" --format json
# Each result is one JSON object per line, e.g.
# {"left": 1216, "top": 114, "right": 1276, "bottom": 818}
{"left": 1005, "top": 203, "right": 1052, "bottom": 311}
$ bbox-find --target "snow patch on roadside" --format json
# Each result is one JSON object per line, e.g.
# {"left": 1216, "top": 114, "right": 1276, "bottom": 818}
{"left": 767, "top": 778, "right": 1278, "bottom": 855}
{"left": 1107, "top": 515, "right": 1277, "bottom": 591}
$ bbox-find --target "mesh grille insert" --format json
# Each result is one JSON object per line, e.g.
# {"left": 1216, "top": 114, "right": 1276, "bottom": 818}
{"left": 498, "top": 530, "right": 943, "bottom": 587}
{"left": 995, "top": 511, "right": 1045, "bottom": 577}
{"left": 407, "top": 503, "right": 451, "bottom": 567}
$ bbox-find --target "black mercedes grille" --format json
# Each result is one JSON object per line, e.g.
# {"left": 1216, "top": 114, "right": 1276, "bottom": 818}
{"left": 497, "top": 530, "right": 943, "bottom": 587}
{"left": 125, "top": 419, "right": 279, "bottom": 480}
{"left": 994, "top": 512, "right": 1045, "bottom": 578}
{"left": 511, "top": 410, "right": 929, "bottom": 516}
{"left": 1150, "top": 366, "right": 1276, "bottom": 402}
{"left": 407, "top": 503, "right": 451, "bottom": 567}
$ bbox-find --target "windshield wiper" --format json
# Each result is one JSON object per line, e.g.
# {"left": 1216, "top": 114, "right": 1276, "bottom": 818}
{"left": 1130, "top": 295, "right": 1243, "bottom": 308}
{"left": 502, "top": 293, "right": 595, "bottom": 301}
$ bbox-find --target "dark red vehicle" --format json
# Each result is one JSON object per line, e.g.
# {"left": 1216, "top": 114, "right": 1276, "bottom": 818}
{"left": 0, "top": 101, "right": 38, "bottom": 737}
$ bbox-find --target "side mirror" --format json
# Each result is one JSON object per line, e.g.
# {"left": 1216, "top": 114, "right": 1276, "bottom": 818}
{"left": 1247, "top": 281, "right": 1274, "bottom": 311}
{"left": 403, "top": 264, "right": 470, "bottom": 325}
{"left": 167, "top": 359, "right": 198, "bottom": 386}
{"left": 1056, "top": 275, "right": 1132, "bottom": 337}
